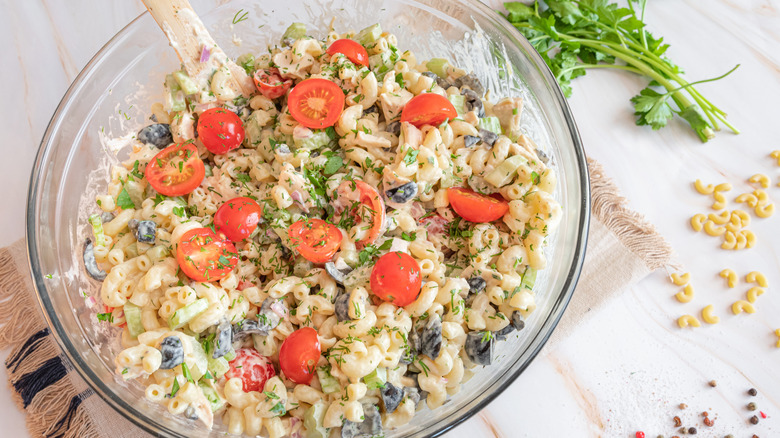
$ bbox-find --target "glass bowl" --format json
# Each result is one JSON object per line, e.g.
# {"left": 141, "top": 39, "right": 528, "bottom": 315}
{"left": 26, "top": 0, "right": 589, "bottom": 436}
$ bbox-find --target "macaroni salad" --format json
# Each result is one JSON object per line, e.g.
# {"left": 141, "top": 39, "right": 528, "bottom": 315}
{"left": 84, "top": 22, "right": 562, "bottom": 438}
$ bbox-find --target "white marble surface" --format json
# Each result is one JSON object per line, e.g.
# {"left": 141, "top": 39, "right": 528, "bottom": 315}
{"left": 2, "top": 0, "right": 780, "bottom": 437}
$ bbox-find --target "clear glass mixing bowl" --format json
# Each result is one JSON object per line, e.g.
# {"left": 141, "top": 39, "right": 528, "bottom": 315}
{"left": 26, "top": 0, "right": 589, "bottom": 436}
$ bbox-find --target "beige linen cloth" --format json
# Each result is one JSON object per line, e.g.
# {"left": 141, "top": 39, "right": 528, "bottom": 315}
{"left": 0, "top": 158, "right": 672, "bottom": 438}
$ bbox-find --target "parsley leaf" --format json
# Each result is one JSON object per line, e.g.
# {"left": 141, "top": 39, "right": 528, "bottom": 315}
{"left": 403, "top": 149, "right": 419, "bottom": 165}
{"left": 116, "top": 187, "right": 135, "bottom": 210}
{"left": 323, "top": 156, "right": 343, "bottom": 176}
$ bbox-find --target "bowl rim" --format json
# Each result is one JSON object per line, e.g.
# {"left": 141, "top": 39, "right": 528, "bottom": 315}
{"left": 26, "top": 2, "right": 590, "bottom": 437}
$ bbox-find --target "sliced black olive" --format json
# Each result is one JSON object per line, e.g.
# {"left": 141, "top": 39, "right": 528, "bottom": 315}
{"left": 128, "top": 219, "right": 139, "bottom": 231}
{"left": 463, "top": 135, "right": 480, "bottom": 148}
{"left": 184, "top": 405, "right": 199, "bottom": 420}
{"left": 510, "top": 310, "right": 526, "bottom": 331}
{"left": 83, "top": 239, "right": 107, "bottom": 281}
{"left": 467, "top": 277, "right": 486, "bottom": 294}
{"left": 258, "top": 298, "right": 282, "bottom": 329}
{"left": 137, "top": 124, "right": 173, "bottom": 149}
{"left": 403, "top": 386, "right": 421, "bottom": 407}
{"left": 420, "top": 315, "right": 442, "bottom": 359}
{"left": 362, "top": 105, "right": 378, "bottom": 115}
{"left": 435, "top": 77, "right": 452, "bottom": 90}
{"left": 493, "top": 322, "right": 515, "bottom": 341}
{"left": 325, "top": 262, "right": 352, "bottom": 285}
{"left": 535, "top": 148, "right": 550, "bottom": 164}
{"left": 232, "top": 301, "right": 280, "bottom": 343}
{"left": 335, "top": 292, "right": 351, "bottom": 322}
{"left": 453, "top": 72, "right": 484, "bottom": 96}
{"left": 380, "top": 382, "right": 404, "bottom": 413}
{"left": 421, "top": 71, "right": 437, "bottom": 80}
{"left": 385, "top": 182, "right": 418, "bottom": 204}
{"left": 385, "top": 121, "right": 401, "bottom": 136}
{"left": 461, "top": 88, "right": 484, "bottom": 117}
{"left": 100, "top": 212, "right": 115, "bottom": 223}
{"left": 135, "top": 220, "right": 157, "bottom": 244}
{"left": 341, "top": 403, "right": 383, "bottom": 438}
{"left": 159, "top": 336, "right": 184, "bottom": 369}
{"left": 479, "top": 129, "right": 498, "bottom": 146}
{"left": 465, "top": 331, "right": 493, "bottom": 366}
{"left": 212, "top": 319, "right": 233, "bottom": 359}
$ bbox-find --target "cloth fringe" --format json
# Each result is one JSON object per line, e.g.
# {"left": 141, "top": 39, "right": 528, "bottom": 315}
{"left": 587, "top": 158, "right": 676, "bottom": 270}
{"left": 0, "top": 244, "right": 100, "bottom": 438}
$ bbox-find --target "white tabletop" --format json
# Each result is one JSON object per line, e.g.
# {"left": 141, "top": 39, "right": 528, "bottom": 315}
{"left": 2, "top": 1, "right": 779, "bottom": 437}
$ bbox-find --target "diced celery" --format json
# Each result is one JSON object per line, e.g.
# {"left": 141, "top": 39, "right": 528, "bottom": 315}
{"left": 169, "top": 298, "right": 209, "bottom": 330}
{"left": 198, "top": 381, "right": 226, "bottom": 412}
{"left": 316, "top": 367, "right": 341, "bottom": 394}
{"left": 478, "top": 117, "right": 502, "bottom": 135}
{"left": 363, "top": 367, "right": 387, "bottom": 389}
{"left": 88, "top": 214, "right": 107, "bottom": 247}
{"left": 124, "top": 242, "right": 138, "bottom": 259}
{"left": 368, "top": 50, "right": 398, "bottom": 80}
{"left": 303, "top": 402, "right": 328, "bottom": 438}
{"left": 184, "top": 335, "right": 210, "bottom": 381}
{"left": 124, "top": 180, "right": 144, "bottom": 208}
{"left": 484, "top": 154, "right": 528, "bottom": 188}
{"left": 222, "top": 350, "right": 236, "bottom": 362}
{"left": 426, "top": 58, "right": 450, "bottom": 77}
{"left": 173, "top": 70, "right": 200, "bottom": 95}
{"left": 236, "top": 53, "right": 255, "bottom": 75}
{"left": 207, "top": 356, "right": 230, "bottom": 378}
{"left": 448, "top": 94, "right": 467, "bottom": 116}
{"left": 521, "top": 267, "right": 537, "bottom": 291}
{"left": 355, "top": 23, "right": 381, "bottom": 46}
{"left": 123, "top": 302, "right": 145, "bottom": 338}
{"left": 294, "top": 130, "right": 333, "bottom": 150}
{"left": 164, "top": 74, "right": 186, "bottom": 112}
{"left": 282, "top": 22, "right": 307, "bottom": 45}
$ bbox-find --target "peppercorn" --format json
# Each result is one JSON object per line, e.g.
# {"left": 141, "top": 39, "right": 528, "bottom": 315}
{"left": 748, "top": 402, "right": 757, "bottom": 411}
{"left": 679, "top": 427, "right": 687, "bottom": 434}
{"left": 748, "top": 388, "right": 758, "bottom": 396}
{"left": 702, "top": 411, "right": 708, "bottom": 417}
{"left": 673, "top": 416, "right": 682, "bottom": 427}
{"left": 703, "top": 417, "right": 714, "bottom": 427}
{"left": 725, "top": 435, "right": 734, "bottom": 438}
{"left": 657, "top": 435, "right": 664, "bottom": 438}
{"left": 688, "top": 427, "right": 697, "bottom": 435}
{"left": 752, "top": 435, "right": 759, "bottom": 438}
{"left": 708, "top": 380, "right": 717, "bottom": 387}
{"left": 679, "top": 403, "right": 688, "bottom": 409}
{"left": 750, "top": 415, "right": 759, "bottom": 425}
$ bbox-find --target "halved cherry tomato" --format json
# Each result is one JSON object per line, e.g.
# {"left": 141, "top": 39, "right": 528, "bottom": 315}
{"left": 288, "top": 218, "right": 342, "bottom": 264}
{"left": 176, "top": 228, "right": 238, "bottom": 282}
{"left": 226, "top": 348, "right": 276, "bottom": 393}
{"left": 214, "top": 197, "right": 263, "bottom": 242}
{"left": 145, "top": 142, "right": 205, "bottom": 196}
{"left": 326, "top": 39, "right": 369, "bottom": 67}
{"left": 197, "top": 107, "right": 245, "bottom": 154}
{"left": 370, "top": 252, "right": 422, "bottom": 307}
{"left": 253, "top": 68, "right": 293, "bottom": 99}
{"left": 287, "top": 78, "right": 345, "bottom": 129}
{"left": 400, "top": 93, "right": 458, "bottom": 128}
{"left": 447, "top": 187, "right": 509, "bottom": 223}
{"left": 279, "top": 327, "right": 321, "bottom": 385}
{"left": 339, "top": 180, "right": 385, "bottom": 248}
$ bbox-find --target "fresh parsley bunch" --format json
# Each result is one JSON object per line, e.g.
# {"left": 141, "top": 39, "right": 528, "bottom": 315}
{"left": 502, "top": 0, "right": 739, "bottom": 142}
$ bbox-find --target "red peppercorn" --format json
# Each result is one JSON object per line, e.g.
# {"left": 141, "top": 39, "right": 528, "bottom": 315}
{"left": 636, "top": 432, "right": 645, "bottom": 438}
{"left": 760, "top": 411, "right": 767, "bottom": 419}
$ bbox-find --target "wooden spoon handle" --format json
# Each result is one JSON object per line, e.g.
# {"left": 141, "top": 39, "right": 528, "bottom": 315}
{"left": 141, "top": 0, "right": 253, "bottom": 98}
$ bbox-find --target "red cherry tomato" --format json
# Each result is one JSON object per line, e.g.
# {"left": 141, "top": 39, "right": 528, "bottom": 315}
{"left": 197, "top": 108, "right": 245, "bottom": 154}
{"left": 447, "top": 187, "right": 509, "bottom": 223}
{"left": 176, "top": 228, "right": 238, "bottom": 282}
{"left": 288, "top": 218, "right": 343, "bottom": 264}
{"left": 370, "top": 252, "right": 422, "bottom": 306}
{"left": 326, "top": 39, "right": 369, "bottom": 67}
{"left": 214, "top": 197, "right": 264, "bottom": 242}
{"left": 226, "top": 348, "right": 276, "bottom": 393}
{"left": 253, "top": 68, "right": 293, "bottom": 99}
{"left": 287, "top": 78, "right": 345, "bottom": 129}
{"left": 144, "top": 142, "right": 205, "bottom": 197}
{"left": 400, "top": 93, "right": 458, "bottom": 128}
{"left": 339, "top": 180, "right": 385, "bottom": 248}
{"left": 279, "top": 327, "right": 321, "bottom": 384}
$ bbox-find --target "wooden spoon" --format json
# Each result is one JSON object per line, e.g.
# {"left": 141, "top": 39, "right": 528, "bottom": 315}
{"left": 141, "top": 0, "right": 254, "bottom": 100}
